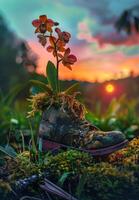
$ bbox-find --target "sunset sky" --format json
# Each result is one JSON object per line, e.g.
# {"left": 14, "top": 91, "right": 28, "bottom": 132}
{"left": 1, "top": 0, "right": 139, "bottom": 82}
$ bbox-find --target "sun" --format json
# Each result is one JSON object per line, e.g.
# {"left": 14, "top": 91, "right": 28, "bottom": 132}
{"left": 105, "top": 84, "right": 115, "bottom": 93}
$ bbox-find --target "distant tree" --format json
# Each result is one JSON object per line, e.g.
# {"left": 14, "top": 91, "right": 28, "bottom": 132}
{"left": 0, "top": 14, "right": 37, "bottom": 93}
{"left": 130, "top": 70, "right": 135, "bottom": 78}
{"left": 115, "top": 5, "right": 139, "bottom": 34}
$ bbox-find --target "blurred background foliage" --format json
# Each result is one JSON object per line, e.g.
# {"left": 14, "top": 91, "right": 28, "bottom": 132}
{"left": 0, "top": 14, "right": 37, "bottom": 93}
{"left": 0, "top": 13, "right": 40, "bottom": 146}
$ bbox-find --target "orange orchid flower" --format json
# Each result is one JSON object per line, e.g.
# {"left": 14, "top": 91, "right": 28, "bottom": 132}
{"left": 37, "top": 34, "right": 47, "bottom": 46}
{"left": 32, "top": 15, "right": 58, "bottom": 33}
{"left": 59, "top": 48, "right": 77, "bottom": 70}
{"left": 55, "top": 28, "right": 71, "bottom": 43}
{"left": 32, "top": 14, "right": 77, "bottom": 72}
{"left": 47, "top": 36, "right": 65, "bottom": 56}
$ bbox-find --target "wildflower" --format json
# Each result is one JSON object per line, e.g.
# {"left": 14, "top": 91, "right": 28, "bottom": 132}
{"left": 32, "top": 15, "right": 58, "bottom": 33}
{"left": 59, "top": 48, "right": 77, "bottom": 70}
{"left": 55, "top": 28, "right": 71, "bottom": 43}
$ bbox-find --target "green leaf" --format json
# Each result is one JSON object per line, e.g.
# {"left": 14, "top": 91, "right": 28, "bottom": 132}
{"left": 58, "top": 172, "right": 71, "bottom": 186}
{"left": 29, "top": 80, "right": 52, "bottom": 94}
{"left": 0, "top": 145, "right": 17, "bottom": 158}
{"left": 3, "top": 84, "right": 25, "bottom": 106}
{"left": 65, "top": 83, "right": 80, "bottom": 94}
{"left": 76, "top": 174, "right": 88, "bottom": 198}
{"left": 28, "top": 120, "right": 37, "bottom": 153}
{"left": 38, "top": 138, "right": 43, "bottom": 152}
{"left": 85, "top": 112, "right": 95, "bottom": 124}
{"left": 46, "top": 61, "right": 58, "bottom": 93}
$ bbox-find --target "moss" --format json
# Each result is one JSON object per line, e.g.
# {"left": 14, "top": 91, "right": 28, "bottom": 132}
{"left": 45, "top": 149, "right": 93, "bottom": 177}
{"left": 82, "top": 163, "right": 139, "bottom": 200}
{"left": 108, "top": 137, "right": 139, "bottom": 166}
{"left": 45, "top": 146, "right": 139, "bottom": 200}
{"left": 28, "top": 92, "right": 85, "bottom": 120}
{"left": 1, "top": 138, "right": 139, "bottom": 199}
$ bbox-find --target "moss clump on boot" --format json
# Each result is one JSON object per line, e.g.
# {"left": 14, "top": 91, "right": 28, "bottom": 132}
{"left": 28, "top": 92, "right": 85, "bottom": 120}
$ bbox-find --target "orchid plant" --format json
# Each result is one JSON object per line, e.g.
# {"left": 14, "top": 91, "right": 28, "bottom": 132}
{"left": 28, "top": 15, "right": 81, "bottom": 118}
{"left": 27, "top": 15, "right": 80, "bottom": 159}
{"left": 32, "top": 15, "right": 77, "bottom": 93}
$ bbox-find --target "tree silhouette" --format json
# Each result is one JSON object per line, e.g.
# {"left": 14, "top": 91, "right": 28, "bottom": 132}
{"left": 115, "top": 5, "right": 139, "bottom": 34}
{"left": 0, "top": 14, "right": 37, "bottom": 93}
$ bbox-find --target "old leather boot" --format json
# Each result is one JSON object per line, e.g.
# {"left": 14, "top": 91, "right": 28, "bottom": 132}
{"left": 39, "top": 105, "right": 126, "bottom": 151}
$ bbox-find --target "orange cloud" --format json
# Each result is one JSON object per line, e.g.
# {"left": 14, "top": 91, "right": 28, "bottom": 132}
{"left": 28, "top": 40, "right": 139, "bottom": 83}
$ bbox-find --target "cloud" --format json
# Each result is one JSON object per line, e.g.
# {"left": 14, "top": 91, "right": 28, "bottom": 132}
{"left": 94, "top": 32, "right": 139, "bottom": 46}
{"left": 76, "top": 0, "right": 139, "bottom": 47}
{"left": 28, "top": 40, "right": 139, "bottom": 82}
{"left": 77, "top": 18, "right": 98, "bottom": 43}
{"left": 123, "top": 46, "right": 139, "bottom": 56}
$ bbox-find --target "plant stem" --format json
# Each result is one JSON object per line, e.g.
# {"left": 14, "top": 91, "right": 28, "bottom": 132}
{"left": 49, "top": 34, "right": 62, "bottom": 93}
{"left": 52, "top": 36, "right": 60, "bottom": 92}
{"left": 56, "top": 53, "right": 60, "bottom": 92}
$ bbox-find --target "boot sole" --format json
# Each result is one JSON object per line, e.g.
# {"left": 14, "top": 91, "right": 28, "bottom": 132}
{"left": 42, "top": 139, "right": 128, "bottom": 156}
